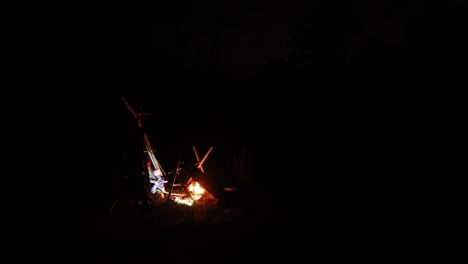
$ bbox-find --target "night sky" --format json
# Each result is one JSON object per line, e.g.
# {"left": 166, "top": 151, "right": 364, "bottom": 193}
{"left": 8, "top": 2, "right": 467, "bottom": 254}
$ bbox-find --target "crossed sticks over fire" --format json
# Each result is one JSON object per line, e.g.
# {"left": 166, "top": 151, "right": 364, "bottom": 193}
{"left": 192, "top": 145, "right": 213, "bottom": 173}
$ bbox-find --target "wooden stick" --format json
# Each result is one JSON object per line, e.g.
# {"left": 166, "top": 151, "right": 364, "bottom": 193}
{"left": 192, "top": 145, "right": 200, "bottom": 162}
{"left": 197, "top": 146, "right": 213, "bottom": 171}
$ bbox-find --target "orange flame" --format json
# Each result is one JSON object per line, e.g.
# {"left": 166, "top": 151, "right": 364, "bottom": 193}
{"left": 188, "top": 181, "right": 205, "bottom": 200}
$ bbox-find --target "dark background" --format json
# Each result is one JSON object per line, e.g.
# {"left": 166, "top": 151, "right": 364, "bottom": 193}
{"left": 8, "top": 1, "right": 467, "bottom": 256}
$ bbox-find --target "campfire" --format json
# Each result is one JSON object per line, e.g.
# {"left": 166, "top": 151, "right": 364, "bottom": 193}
{"left": 188, "top": 181, "right": 206, "bottom": 200}
{"left": 172, "top": 180, "right": 210, "bottom": 206}
{"left": 117, "top": 95, "right": 219, "bottom": 211}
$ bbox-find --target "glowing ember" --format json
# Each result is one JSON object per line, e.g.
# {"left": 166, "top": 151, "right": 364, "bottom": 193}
{"left": 188, "top": 181, "right": 205, "bottom": 200}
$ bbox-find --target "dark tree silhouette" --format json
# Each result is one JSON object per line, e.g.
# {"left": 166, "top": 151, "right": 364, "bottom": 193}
{"left": 288, "top": 1, "right": 359, "bottom": 74}
{"left": 287, "top": 0, "right": 467, "bottom": 104}
{"left": 280, "top": 1, "right": 467, "bottom": 220}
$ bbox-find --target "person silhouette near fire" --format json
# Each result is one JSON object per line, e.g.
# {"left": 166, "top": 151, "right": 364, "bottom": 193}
{"left": 149, "top": 168, "right": 167, "bottom": 199}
